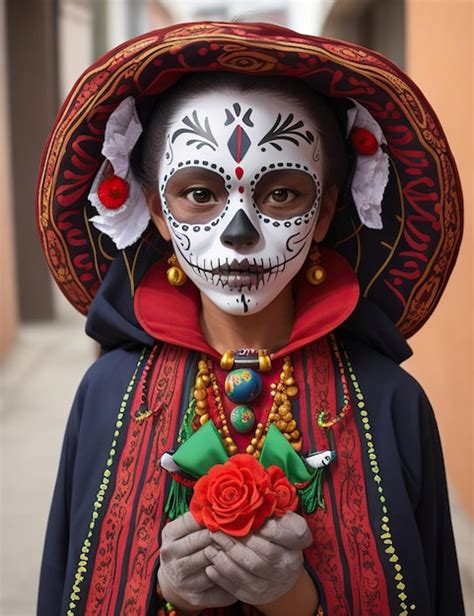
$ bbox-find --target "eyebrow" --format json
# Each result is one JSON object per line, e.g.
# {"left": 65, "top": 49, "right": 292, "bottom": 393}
{"left": 166, "top": 167, "right": 224, "bottom": 184}
{"left": 255, "top": 169, "right": 314, "bottom": 184}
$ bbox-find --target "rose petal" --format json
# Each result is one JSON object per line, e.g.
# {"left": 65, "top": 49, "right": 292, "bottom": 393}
{"left": 218, "top": 512, "right": 256, "bottom": 538}
{"left": 191, "top": 454, "right": 283, "bottom": 536}
{"left": 266, "top": 465, "right": 286, "bottom": 482}
{"left": 266, "top": 465, "right": 299, "bottom": 515}
{"left": 202, "top": 506, "right": 221, "bottom": 532}
{"left": 211, "top": 483, "right": 249, "bottom": 513}
{"left": 252, "top": 488, "right": 277, "bottom": 529}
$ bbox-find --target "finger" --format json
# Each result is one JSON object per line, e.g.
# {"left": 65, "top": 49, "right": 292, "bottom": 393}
{"left": 180, "top": 570, "right": 214, "bottom": 593}
{"left": 177, "top": 550, "right": 211, "bottom": 578}
{"left": 161, "top": 511, "right": 202, "bottom": 542}
{"left": 161, "top": 528, "right": 212, "bottom": 560}
{"left": 205, "top": 565, "right": 239, "bottom": 596}
{"left": 212, "top": 529, "right": 291, "bottom": 559}
{"left": 212, "top": 532, "right": 286, "bottom": 579}
{"left": 242, "top": 533, "right": 296, "bottom": 563}
{"left": 204, "top": 546, "right": 262, "bottom": 588}
{"left": 206, "top": 565, "right": 283, "bottom": 606}
{"left": 258, "top": 512, "right": 312, "bottom": 549}
{"left": 280, "top": 511, "right": 313, "bottom": 548}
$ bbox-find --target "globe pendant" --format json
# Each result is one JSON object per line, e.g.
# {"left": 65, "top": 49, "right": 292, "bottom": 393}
{"left": 230, "top": 405, "right": 256, "bottom": 433}
{"left": 224, "top": 368, "right": 262, "bottom": 404}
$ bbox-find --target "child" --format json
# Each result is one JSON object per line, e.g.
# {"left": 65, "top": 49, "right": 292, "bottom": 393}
{"left": 36, "top": 22, "right": 464, "bottom": 615}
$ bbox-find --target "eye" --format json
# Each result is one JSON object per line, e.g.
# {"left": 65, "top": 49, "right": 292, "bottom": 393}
{"left": 264, "top": 188, "right": 299, "bottom": 205}
{"left": 184, "top": 187, "right": 216, "bottom": 204}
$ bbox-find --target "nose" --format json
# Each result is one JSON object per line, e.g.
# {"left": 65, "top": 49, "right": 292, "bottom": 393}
{"left": 220, "top": 209, "right": 260, "bottom": 248}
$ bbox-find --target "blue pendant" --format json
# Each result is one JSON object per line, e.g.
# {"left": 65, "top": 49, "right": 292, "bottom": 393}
{"left": 230, "top": 405, "right": 256, "bottom": 433}
{"left": 224, "top": 368, "right": 262, "bottom": 404}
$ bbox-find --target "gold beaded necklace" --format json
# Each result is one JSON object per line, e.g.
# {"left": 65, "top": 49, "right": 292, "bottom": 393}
{"left": 192, "top": 354, "right": 303, "bottom": 458}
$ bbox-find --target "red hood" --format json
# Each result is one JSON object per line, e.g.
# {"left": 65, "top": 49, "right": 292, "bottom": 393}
{"left": 134, "top": 247, "right": 359, "bottom": 358}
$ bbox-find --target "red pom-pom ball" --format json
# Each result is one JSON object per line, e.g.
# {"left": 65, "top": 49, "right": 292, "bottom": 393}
{"left": 98, "top": 175, "right": 129, "bottom": 209}
{"left": 350, "top": 127, "right": 379, "bottom": 156}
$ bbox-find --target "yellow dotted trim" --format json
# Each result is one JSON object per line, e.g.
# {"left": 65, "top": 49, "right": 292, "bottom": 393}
{"left": 342, "top": 346, "right": 415, "bottom": 615}
{"left": 66, "top": 349, "right": 147, "bottom": 616}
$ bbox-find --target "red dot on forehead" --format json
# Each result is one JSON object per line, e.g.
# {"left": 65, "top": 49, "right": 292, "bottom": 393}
{"left": 238, "top": 186, "right": 245, "bottom": 194}
{"left": 235, "top": 166, "right": 244, "bottom": 180}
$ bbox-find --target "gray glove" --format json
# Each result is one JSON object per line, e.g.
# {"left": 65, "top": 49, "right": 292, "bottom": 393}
{"left": 204, "top": 511, "right": 313, "bottom": 605}
{"left": 158, "top": 512, "right": 236, "bottom": 609}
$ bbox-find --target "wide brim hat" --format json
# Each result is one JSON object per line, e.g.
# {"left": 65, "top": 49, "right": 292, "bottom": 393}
{"left": 36, "top": 21, "right": 463, "bottom": 338}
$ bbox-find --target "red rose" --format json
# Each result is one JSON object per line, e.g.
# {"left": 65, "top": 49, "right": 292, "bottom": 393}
{"left": 190, "top": 454, "right": 276, "bottom": 537}
{"left": 266, "top": 465, "right": 299, "bottom": 516}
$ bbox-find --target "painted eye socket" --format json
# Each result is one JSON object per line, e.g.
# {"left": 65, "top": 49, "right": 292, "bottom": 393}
{"left": 264, "top": 188, "right": 299, "bottom": 205}
{"left": 165, "top": 167, "right": 227, "bottom": 223}
{"left": 184, "top": 187, "right": 217, "bottom": 204}
{"left": 254, "top": 170, "right": 318, "bottom": 219}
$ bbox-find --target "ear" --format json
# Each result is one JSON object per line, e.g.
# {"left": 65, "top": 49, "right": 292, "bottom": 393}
{"left": 145, "top": 188, "right": 171, "bottom": 241}
{"left": 313, "top": 184, "right": 338, "bottom": 243}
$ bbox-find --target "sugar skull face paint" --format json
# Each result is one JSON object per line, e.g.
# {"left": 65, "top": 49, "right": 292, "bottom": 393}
{"left": 157, "top": 91, "right": 323, "bottom": 315}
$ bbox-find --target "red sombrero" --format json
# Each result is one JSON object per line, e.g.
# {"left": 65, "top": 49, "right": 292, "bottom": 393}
{"left": 36, "top": 21, "right": 463, "bottom": 338}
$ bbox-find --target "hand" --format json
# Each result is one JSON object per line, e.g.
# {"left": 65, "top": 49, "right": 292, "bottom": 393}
{"left": 204, "top": 511, "right": 313, "bottom": 605}
{"left": 158, "top": 512, "right": 236, "bottom": 610}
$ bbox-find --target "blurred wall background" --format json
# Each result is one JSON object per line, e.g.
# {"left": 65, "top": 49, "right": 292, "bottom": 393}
{"left": 1, "top": 1, "right": 472, "bottom": 614}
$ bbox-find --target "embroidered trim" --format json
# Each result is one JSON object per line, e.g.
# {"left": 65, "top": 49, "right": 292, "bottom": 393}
{"left": 322, "top": 338, "right": 390, "bottom": 614}
{"left": 299, "top": 339, "right": 351, "bottom": 613}
{"left": 66, "top": 349, "right": 147, "bottom": 616}
{"left": 341, "top": 345, "right": 416, "bottom": 616}
{"left": 85, "top": 344, "right": 189, "bottom": 613}
{"left": 317, "top": 333, "right": 352, "bottom": 428}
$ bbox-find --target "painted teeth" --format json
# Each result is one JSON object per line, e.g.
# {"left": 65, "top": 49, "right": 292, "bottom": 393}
{"left": 188, "top": 252, "right": 296, "bottom": 278}
{"left": 228, "top": 258, "right": 250, "bottom": 272}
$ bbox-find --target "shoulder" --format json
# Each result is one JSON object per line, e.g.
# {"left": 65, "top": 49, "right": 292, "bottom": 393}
{"left": 341, "top": 336, "right": 428, "bottom": 408}
{"left": 68, "top": 346, "right": 150, "bottom": 434}
{"left": 79, "top": 346, "right": 148, "bottom": 402}
{"left": 342, "top": 337, "right": 434, "bottom": 450}
{"left": 82, "top": 346, "right": 147, "bottom": 388}
{"left": 65, "top": 347, "right": 151, "bottom": 493}
{"left": 340, "top": 337, "right": 440, "bottom": 502}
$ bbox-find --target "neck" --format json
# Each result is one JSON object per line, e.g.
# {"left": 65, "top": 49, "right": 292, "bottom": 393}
{"left": 200, "top": 285, "right": 295, "bottom": 355}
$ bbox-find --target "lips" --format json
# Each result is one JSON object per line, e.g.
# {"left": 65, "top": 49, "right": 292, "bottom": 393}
{"left": 176, "top": 247, "right": 305, "bottom": 292}
{"left": 212, "top": 258, "right": 265, "bottom": 274}
{"left": 211, "top": 258, "right": 267, "bottom": 290}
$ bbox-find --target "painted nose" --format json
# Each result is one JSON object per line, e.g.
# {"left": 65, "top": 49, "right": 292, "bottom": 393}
{"left": 220, "top": 209, "right": 260, "bottom": 248}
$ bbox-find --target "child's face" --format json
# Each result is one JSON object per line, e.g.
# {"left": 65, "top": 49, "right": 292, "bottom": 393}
{"left": 157, "top": 90, "right": 324, "bottom": 315}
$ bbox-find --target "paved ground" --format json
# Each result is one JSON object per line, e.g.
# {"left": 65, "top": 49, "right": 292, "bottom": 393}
{"left": 1, "top": 316, "right": 473, "bottom": 615}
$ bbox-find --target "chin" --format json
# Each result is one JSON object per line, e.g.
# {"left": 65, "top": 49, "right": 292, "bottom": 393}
{"left": 199, "top": 283, "right": 286, "bottom": 317}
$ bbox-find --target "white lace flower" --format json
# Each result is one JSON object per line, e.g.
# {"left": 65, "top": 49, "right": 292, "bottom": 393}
{"left": 88, "top": 97, "right": 150, "bottom": 249}
{"left": 346, "top": 100, "right": 389, "bottom": 230}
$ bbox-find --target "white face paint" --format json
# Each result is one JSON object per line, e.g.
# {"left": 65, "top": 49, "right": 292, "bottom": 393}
{"left": 157, "top": 91, "right": 323, "bottom": 315}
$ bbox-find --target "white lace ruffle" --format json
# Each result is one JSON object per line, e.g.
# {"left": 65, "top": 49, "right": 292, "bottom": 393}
{"left": 88, "top": 97, "right": 150, "bottom": 250}
{"left": 346, "top": 100, "right": 389, "bottom": 230}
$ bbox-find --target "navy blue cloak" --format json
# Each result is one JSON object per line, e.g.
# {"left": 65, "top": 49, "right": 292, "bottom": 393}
{"left": 37, "top": 253, "right": 465, "bottom": 616}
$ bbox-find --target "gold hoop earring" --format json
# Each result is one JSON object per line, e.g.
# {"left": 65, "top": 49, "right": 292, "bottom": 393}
{"left": 166, "top": 254, "right": 187, "bottom": 287}
{"left": 305, "top": 245, "right": 326, "bottom": 286}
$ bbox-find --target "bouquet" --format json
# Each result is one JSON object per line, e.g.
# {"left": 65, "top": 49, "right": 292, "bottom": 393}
{"left": 190, "top": 453, "right": 298, "bottom": 537}
{"left": 161, "top": 421, "right": 334, "bottom": 534}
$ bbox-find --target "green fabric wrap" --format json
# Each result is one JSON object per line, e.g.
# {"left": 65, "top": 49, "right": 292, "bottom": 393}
{"left": 165, "top": 480, "right": 192, "bottom": 519}
{"left": 168, "top": 421, "right": 327, "bottom": 516}
{"left": 259, "top": 425, "right": 313, "bottom": 483}
{"left": 172, "top": 421, "right": 313, "bottom": 483}
{"left": 172, "top": 420, "right": 228, "bottom": 478}
{"left": 259, "top": 425, "right": 326, "bottom": 512}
